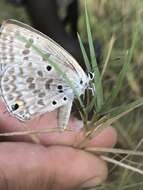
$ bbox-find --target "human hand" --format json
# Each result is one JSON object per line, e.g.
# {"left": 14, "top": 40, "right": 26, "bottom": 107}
{"left": 0, "top": 102, "right": 117, "bottom": 190}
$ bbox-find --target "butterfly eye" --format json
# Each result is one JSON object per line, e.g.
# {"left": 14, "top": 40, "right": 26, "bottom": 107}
{"left": 46, "top": 65, "right": 52, "bottom": 71}
{"left": 11, "top": 103, "right": 19, "bottom": 111}
{"left": 88, "top": 72, "right": 94, "bottom": 80}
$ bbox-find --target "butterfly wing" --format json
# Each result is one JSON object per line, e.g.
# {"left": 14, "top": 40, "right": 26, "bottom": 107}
{"left": 0, "top": 19, "right": 87, "bottom": 82}
{"left": 1, "top": 61, "right": 74, "bottom": 121}
{"left": 0, "top": 19, "right": 88, "bottom": 127}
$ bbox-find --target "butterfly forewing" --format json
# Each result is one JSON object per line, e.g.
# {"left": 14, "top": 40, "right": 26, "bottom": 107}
{"left": 0, "top": 19, "right": 86, "bottom": 78}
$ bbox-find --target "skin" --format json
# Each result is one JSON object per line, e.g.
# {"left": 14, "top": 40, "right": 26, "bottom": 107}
{"left": 0, "top": 102, "right": 117, "bottom": 190}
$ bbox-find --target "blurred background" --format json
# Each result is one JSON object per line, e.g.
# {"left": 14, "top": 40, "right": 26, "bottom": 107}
{"left": 0, "top": 0, "right": 143, "bottom": 189}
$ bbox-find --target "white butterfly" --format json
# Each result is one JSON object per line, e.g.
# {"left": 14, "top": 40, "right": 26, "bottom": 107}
{"left": 0, "top": 19, "right": 91, "bottom": 129}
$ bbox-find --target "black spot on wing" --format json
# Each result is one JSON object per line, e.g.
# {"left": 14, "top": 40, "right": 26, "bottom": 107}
{"left": 46, "top": 65, "right": 52, "bottom": 71}
{"left": 52, "top": 100, "right": 57, "bottom": 105}
{"left": 57, "top": 85, "right": 63, "bottom": 89}
{"left": 63, "top": 97, "right": 67, "bottom": 101}
{"left": 11, "top": 103, "right": 19, "bottom": 111}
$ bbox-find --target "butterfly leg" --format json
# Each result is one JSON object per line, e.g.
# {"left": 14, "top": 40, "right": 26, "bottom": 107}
{"left": 57, "top": 99, "right": 73, "bottom": 130}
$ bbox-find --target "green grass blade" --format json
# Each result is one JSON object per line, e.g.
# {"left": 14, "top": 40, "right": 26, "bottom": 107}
{"left": 77, "top": 33, "right": 91, "bottom": 72}
{"left": 106, "top": 98, "right": 143, "bottom": 124}
{"left": 85, "top": 0, "right": 104, "bottom": 111}
{"left": 77, "top": 33, "right": 97, "bottom": 113}
{"left": 108, "top": 50, "right": 129, "bottom": 100}
{"left": 102, "top": 24, "right": 139, "bottom": 110}
{"left": 90, "top": 98, "right": 143, "bottom": 138}
{"left": 101, "top": 34, "right": 116, "bottom": 79}
{"left": 103, "top": 98, "right": 143, "bottom": 118}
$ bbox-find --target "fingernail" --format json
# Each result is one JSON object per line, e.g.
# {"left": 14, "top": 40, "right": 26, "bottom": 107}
{"left": 80, "top": 176, "right": 103, "bottom": 188}
{"left": 71, "top": 118, "right": 83, "bottom": 131}
{"left": 74, "top": 120, "right": 83, "bottom": 131}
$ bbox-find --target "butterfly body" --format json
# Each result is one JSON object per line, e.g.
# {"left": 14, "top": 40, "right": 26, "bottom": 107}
{"left": 0, "top": 19, "right": 89, "bottom": 129}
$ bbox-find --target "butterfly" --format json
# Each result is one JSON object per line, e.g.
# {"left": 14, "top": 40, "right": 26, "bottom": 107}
{"left": 0, "top": 19, "right": 92, "bottom": 129}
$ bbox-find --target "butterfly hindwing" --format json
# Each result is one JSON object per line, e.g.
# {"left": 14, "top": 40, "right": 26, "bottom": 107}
{"left": 1, "top": 62, "right": 74, "bottom": 121}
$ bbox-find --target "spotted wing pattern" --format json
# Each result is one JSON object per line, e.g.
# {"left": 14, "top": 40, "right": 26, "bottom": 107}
{"left": 0, "top": 19, "right": 86, "bottom": 80}
{"left": 1, "top": 61, "right": 74, "bottom": 121}
{"left": 0, "top": 19, "right": 88, "bottom": 128}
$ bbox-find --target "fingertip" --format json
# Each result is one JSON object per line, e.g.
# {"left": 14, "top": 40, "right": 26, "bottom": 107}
{"left": 87, "top": 126, "right": 118, "bottom": 148}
